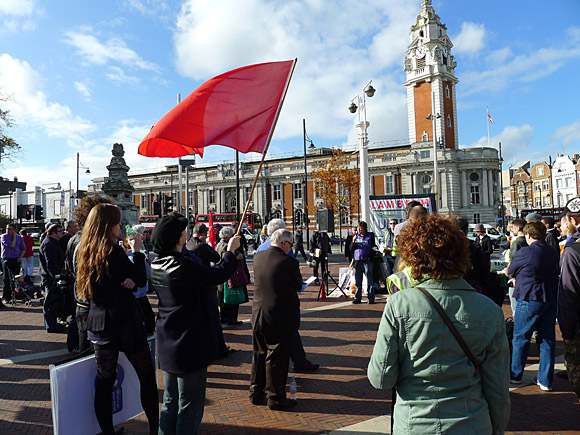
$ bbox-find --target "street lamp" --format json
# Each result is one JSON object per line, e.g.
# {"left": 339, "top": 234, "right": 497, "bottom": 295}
{"left": 426, "top": 93, "right": 441, "bottom": 206}
{"left": 7, "top": 188, "right": 13, "bottom": 223}
{"left": 349, "top": 80, "right": 375, "bottom": 223}
{"left": 76, "top": 153, "right": 90, "bottom": 207}
{"left": 303, "top": 119, "right": 315, "bottom": 249}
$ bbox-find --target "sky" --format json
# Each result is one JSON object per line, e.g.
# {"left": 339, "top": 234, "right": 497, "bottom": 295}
{"left": 1, "top": 0, "right": 579, "bottom": 192}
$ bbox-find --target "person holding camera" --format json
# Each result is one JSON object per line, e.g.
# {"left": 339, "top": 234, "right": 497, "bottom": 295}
{"left": 39, "top": 224, "right": 66, "bottom": 333}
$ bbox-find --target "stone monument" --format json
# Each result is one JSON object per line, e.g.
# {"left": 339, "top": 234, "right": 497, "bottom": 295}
{"left": 101, "top": 143, "right": 139, "bottom": 226}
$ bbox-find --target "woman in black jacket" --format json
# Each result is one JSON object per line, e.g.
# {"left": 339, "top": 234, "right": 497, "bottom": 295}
{"left": 76, "top": 204, "right": 158, "bottom": 435}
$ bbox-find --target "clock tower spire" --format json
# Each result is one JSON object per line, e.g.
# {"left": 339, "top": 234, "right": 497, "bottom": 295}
{"left": 404, "top": 0, "right": 458, "bottom": 149}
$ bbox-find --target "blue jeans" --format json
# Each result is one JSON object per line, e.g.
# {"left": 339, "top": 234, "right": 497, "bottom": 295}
{"left": 354, "top": 260, "right": 374, "bottom": 302}
{"left": 511, "top": 299, "right": 556, "bottom": 387}
{"left": 160, "top": 367, "right": 208, "bottom": 435}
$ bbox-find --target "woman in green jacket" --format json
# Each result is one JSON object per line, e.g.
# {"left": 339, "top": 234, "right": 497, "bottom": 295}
{"left": 368, "top": 214, "right": 510, "bottom": 435}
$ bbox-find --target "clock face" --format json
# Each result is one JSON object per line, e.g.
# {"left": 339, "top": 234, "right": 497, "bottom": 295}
{"left": 415, "top": 46, "right": 426, "bottom": 59}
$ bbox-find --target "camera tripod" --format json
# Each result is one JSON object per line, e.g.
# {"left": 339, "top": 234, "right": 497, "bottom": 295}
{"left": 316, "top": 256, "right": 349, "bottom": 300}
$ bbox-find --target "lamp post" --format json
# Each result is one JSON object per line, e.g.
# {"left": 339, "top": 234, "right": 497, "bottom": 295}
{"left": 426, "top": 92, "right": 441, "bottom": 207}
{"left": 303, "top": 119, "right": 315, "bottom": 249}
{"left": 7, "top": 188, "right": 13, "bottom": 223}
{"left": 76, "top": 153, "right": 90, "bottom": 208}
{"left": 349, "top": 80, "right": 375, "bottom": 223}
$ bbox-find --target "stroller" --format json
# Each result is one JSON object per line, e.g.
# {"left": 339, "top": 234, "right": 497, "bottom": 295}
{"left": 6, "top": 268, "right": 43, "bottom": 307}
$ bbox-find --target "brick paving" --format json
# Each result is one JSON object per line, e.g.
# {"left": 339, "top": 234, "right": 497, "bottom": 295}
{"left": 0, "top": 253, "right": 579, "bottom": 434}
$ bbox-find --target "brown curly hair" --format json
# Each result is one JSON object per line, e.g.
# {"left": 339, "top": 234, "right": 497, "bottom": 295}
{"left": 398, "top": 214, "right": 470, "bottom": 281}
{"left": 74, "top": 195, "right": 112, "bottom": 229}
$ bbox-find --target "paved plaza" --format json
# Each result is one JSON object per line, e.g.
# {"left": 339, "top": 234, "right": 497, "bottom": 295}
{"left": 0, "top": 253, "right": 579, "bottom": 434}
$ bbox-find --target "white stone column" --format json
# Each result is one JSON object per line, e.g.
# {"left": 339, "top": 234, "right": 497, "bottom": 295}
{"left": 460, "top": 170, "right": 468, "bottom": 207}
{"left": 482, "top": 170, "right": 489, "bottom": 206}
{"left": 488, "top": 170, "right": 494, "bottom": 206}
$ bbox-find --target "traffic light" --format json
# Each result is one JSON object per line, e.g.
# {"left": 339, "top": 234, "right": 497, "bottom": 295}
{"left": 152, "top": 201, "right": 161, "bottom": 216}
{"left": 17, "top": 205, "right": 26, "bottom": 219}
{"left": 164, "top": 195, "right": 173, "bottom": 213}
{"left": 25, "top": 208, "right": 32, "bottom": 220}
{"left": 35, "top": 205, "right": 43, "bottom": 220}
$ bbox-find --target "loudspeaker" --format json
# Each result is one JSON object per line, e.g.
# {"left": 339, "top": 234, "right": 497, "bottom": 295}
{"left": 316, "top": 208, "right": 334, "bottom": 232}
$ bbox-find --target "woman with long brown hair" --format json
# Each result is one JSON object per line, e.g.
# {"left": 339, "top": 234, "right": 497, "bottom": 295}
{"left": 77, "top": 203, "right": 158, "bottom": 435}
{"left": 368, "top": 214, "right": 510, "bottom": 434}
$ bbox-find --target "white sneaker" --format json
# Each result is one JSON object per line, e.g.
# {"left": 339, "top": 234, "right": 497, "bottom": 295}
{"left": 536, "top": 379, "right": 552, "bottom": 391}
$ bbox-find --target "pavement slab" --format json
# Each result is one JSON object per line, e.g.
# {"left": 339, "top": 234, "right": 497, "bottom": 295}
{"left": 0, "top": 256, "right": 579, "bottom": 434}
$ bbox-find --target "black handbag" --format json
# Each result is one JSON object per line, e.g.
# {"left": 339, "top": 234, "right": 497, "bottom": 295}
{"left": 44, "top": 276, "right": 75, "bottom": 317}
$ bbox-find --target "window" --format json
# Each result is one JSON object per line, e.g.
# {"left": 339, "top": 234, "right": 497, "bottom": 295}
{"left": 470, "top": 185, "right": 480, "bottom": 204}
{"left": 535, "top": 197, "right": 541, "bottom": 207}
{"left": 556, "top": 178, "right": 562, "bottom": 189}
{"left": 273, "top": 185, "right": 281, "bottom": 201}
{"left": 537, "top": 166, "right": 544, "bottom": 176}
{"left": 567, "top": 193, "right": 574, "bottom": 202}
{"left": 385, "top": 175, "right": 394, "bottom": 194}
{"left": 293, "top": 183, "right": 302, "bottom": 199}
{"left": 447, "top": 114, "right": 452, "bottom": 128}
{"left": 141, "top": 194, "right": 147, "bottom": 208}
{"left": 518, "top": 182, "right": 524, "bottom": 193}
{"left": 187, "top": 191, "right": 194, "bottom": 206}
{"left": 566, "top": 177, "right": 573, "bottom": 188}
{"left": 422, "top": 174, "right": 432, "bottom": 184}
{"left": 245, "top": 187, "right": 252, "bottom": 201}
{"left": 470, "top": 172, "right": 479, "bottom": 182}
{"left": 340, "top": 210, "right": 349, "bottom": 225}
{"left": 422, "top": 187, "right": 432, "bottom": 194}
{"left": 421, "top": 131, "right": 429, "bottom": 141}
{"left": 208, "top": 190, "right": 216, "bottom": 204}
{"left": 534, "top": 182, "right": 540, "bottom": 192}
{"left": 519, "top": 198, "right": 525, "bottom": 208}
{"left": 445, "top": 86, "right": 450, "bottom": 99}
{"left": 544, "top": 196, "right": 551, "bottom": 207}
{"left": 473, "top": 213, "right": 481, "bottom": 224}
{"left": 543, "top": 181, "right": 549, "bottom": 190}
{"left": 420, "top": 150, "right": 430, "bottom": 159}
{"left": 54, "top": 200, "right": 61, "bottom": 216}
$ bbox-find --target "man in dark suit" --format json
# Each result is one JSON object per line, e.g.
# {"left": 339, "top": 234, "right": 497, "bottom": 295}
{"left": 250, "top": 229, "right": 302, "bottom": 410}
{"left": 542, "top": 217, "right": 560, "bottom": 252}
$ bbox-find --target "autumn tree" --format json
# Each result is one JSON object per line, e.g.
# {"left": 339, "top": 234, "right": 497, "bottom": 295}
{"left": 1, "top": 92, "right": 21, "bottom": 163}
{"left": 311, "top": 147, "right": 359, "bottom": 231}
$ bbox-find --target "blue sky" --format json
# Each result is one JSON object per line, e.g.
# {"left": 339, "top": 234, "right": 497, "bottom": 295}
{"left": 1, "top": 0, "right": 579, "bottom": 191}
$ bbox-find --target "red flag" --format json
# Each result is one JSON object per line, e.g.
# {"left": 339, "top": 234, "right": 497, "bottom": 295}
{"left": 487, "top": 110, "right": 495, "bottom": 125}
{"left": 138, "top": 60, "right": 295, "bottom": 158}
{"left": 208, "top": 212, "right": 217, "bottom": 248}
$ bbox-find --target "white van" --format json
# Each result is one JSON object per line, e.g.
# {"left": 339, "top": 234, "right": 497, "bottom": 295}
{"left": 467, "top": 224, "right": 508, "bottom": 248}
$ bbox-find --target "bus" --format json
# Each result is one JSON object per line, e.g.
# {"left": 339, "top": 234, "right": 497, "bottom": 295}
{"left": 519, "top": 207, "right": 564, "bottom": 220}
{"left": 195, "top": 212, "right": 263, "bottom": 233}
{"left": 138, "top": 215, "right": 160, "bottom": 230}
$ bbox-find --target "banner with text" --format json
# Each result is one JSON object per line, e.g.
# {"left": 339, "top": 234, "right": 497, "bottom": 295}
{"left": 369, "top": 194, "right": 436, "bottom": 244}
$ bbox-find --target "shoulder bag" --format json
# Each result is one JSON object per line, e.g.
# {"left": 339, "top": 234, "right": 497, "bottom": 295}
{"left": 416, "top": 286, "right": 480, "bottom": 372}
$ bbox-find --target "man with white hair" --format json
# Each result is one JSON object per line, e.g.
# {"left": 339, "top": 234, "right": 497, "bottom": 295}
{"left": 250, "top": 229, "right": 301, "bottom": 409}
{"left": 255, "top": 218, "right": 319, "bottom": 372}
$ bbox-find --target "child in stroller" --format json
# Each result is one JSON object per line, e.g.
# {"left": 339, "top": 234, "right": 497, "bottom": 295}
{"left": 6, "top": 269, "right": 43, "bottom": 306}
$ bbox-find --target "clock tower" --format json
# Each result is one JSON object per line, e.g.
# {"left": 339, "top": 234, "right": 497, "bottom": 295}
{"left": 404, "top": 0, "right": 458, "bottom": 149}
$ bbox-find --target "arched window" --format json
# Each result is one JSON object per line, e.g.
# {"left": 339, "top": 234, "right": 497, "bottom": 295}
{"left": 422, "top": 131, "right": 429, "bottom": 141}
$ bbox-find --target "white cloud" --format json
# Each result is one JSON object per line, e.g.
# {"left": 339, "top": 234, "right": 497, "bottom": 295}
{"left": 172, "top": 0, "right": 415, "bottom": 143}
{"left": 0, "top": 54, "right": 95, "bottom": 142}
{"left": 122, "top": 0, "right": 171, "bottom": 17}
{"left": 465, "top": 124, "right": 535, "bottom": 163}
{"left": 0, "top": 0, "right": 35, "bottom": 16}
{"left": 452, "top": 22, "right": 486, "bottom": 55}
{"left": 74, "top": 80, "right": 93, "bottom": 101}
{"left": 63, "top": 29, "right": 161, "bottom": 73}
{"left": 106, "top": 66, "right": 140, "bottom": 85}
{"left": 485, "top": 47, "right": 513, "bottom": 65}
{"left": 551, "top": 119, "right": 580, "bottom": 147}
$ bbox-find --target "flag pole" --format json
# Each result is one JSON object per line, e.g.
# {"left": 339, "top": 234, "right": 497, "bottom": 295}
{"left": 235, "top": 58, "right": 298, "bottom": 237}
{"left": 486, "top": 106, "right": 491, "bottom": 148}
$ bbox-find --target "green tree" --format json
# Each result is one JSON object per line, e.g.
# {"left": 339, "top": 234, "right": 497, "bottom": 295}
{"left": 1, "top": 93, "right": 21, "bottom": 162}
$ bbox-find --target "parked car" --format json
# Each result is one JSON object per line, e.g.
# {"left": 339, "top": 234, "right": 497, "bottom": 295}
{"left": 329, "top": 235, "right": 344, "bottom": 245}
{"left": 467, "top": 224, "right": 508, "bottom": 249}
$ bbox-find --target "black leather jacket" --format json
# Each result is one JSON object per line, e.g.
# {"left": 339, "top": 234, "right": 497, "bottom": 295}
{"left": 152, "top": 250, "right": 237, "bottom": 374}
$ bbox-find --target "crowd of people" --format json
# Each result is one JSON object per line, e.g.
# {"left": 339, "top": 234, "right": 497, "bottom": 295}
{"left": 1, "top": 194, "right": 579, "bottom": 434}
